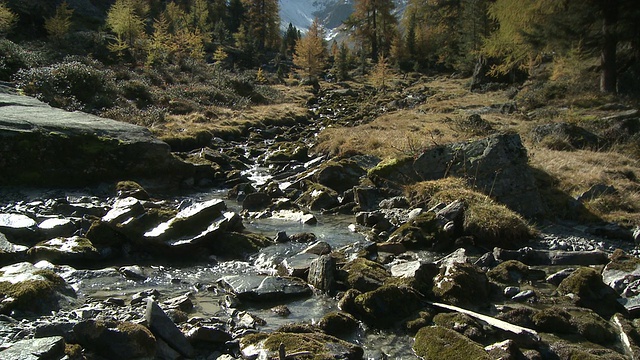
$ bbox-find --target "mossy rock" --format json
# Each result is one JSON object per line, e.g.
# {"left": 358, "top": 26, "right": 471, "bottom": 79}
{"left": 313, "top": 159, "right": 366, "bottom": 193}
{"left": 367, "top": 156, "right": 413, "bottom": 180}
{"left": 353, "top": 285, "right": 423, "bottom": 328}
{"left": 0, "top": 263, "right": 76, "bottom": 315}
{"left": 432, "top": 312, "right": 488, "bottom": 343}
{"left": 432, "top": 262, "right": 490, "bottom": 309}
{"left": 295, "top": 183, "right": 340, "bottom": 211}
{"left": 266, "top": 142, "right": 309, "bottom": 163}
{"left": 405, "top": 311, "right": 435, "bottom": 335}
{"left": 27, "top": 236, "right": 101, "bottom": 264}
{"left": 495, "top": 307, "right": 538, "bottom": 329}
{"left": 548, "top": 339, "right": 627, "bottom": 360}
{"left": 487, "top": 260, "right": 545, "bottom": 284}
{"left": 341, "top": 258, "right": 390, "bottom": 292}
{"left": 115, "top": 180, "right": 149, "bottom": 200}
{"left": 413, "top": 325, "right": 491, "bottom": 360}
{"left": 556, "top": 267, "right": 624, "bottom": 318}
{"left": 388, "top": 212, "right": 445, "bottom": 250}
{"left": 567, "top": 308, "right": 617, "bottom": 345}
{"left": 240, "top": 331, "right": 364, "bottom": 360}
{"left": 532, "top": 307, "right": 575, "bottom": 334}
{"left": 317, "top": 311, "right": 359, "bottom": 337}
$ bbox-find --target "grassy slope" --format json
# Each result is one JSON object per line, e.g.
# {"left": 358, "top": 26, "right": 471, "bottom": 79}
{"left": 313, "top": 76, "right": 640, "bottom": 226}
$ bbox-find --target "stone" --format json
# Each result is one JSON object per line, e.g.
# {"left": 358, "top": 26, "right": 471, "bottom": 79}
{"left": 313, "top": 159, "right": 365, "bottom": 193}
{"left": 487, "top": 260, "right": 546, "bottom": 284}
{"left": 512, "top": 289, "right": 536, "bottom": 302}
{"left": 0, "top": 213, "right": 38, "bottom": 245}
{"left": 27, "top": 236, "right": 100, "bottom": 264}
{"left": 493, "top": 247, "right": 610, "bottom": 266}
{"left": 0, "top": 232, "right": 29, "bottom": 266}
{"left": 317, "top": 311, "right": 359, "bottom": 336}
{"left": 0, "top": 261, "right": 77, "bottom": 315}
{"left": 186, "top": 325, "right": 232, "bottom": 344}
{"left": 433, "top": 262, "right": 490, "bottom": 309}
{"left": 217, "top": 275, "right": 312, "bottom": 301}
{"left": 102, "top": 197, "right": 145, "bottom": 225}
{"left": 300, "top": 213, "right": 318, "bottom": 225}
{"left": 294, "top": 184, "right": 340, "bottom": 211}
{"left": 278, "top": 253, "right": 319, "bottom": 278}
{"left": 240, "top": 331, "right": 363, "bottom": 360}
{"left": 341, "top": 258, "right": 390, "bottom": 292}
{"left": 576, "top": 184, "right": 617, "bottom": 202}
{"left": 145, "top": 299, "right": 194, "bottom": 358}
{"left": 0, "top": 92, "right": 195, "bottom": 187}
{"left": 368, "top": 134, "right": 544, "bottom": 217}
{"left": 308, "top": 254, "right": 336, "bottom": 294}
{"left": 73, "top": 319, "right": 156, "bottom": 359}
{"left": 301, "top": 241, "right": 331, "bottom": 255}
{"left": 413, "top": 326, "right": 490, "bottom": 360}
{"left": 556, "top": 267, "right": 625, "bottom": 318}
{"left": 484, "top": 339, "right": 524, "bottom": 360}
{"left": 546, "top": 268, "right": 577, "bottom": 286}
{"left": 0, "top": 336, "right": 65, "bottom": 360}
{"left": 115, "top": 180, "right": 150, "bottom": 200}
{"left": 163, "top": 293, "right": 194, "bottom": 312}
{"left": 530, "top": 122, "right": 601, "bottom": 150}
{"left": 352, "top": 285, "right": 423, "bottom": 328}
{"left": 242, "top": 192, "right": 272, "bottom": 211}
{"left": 37, "top": 218, "right": 77, "bottom": 239}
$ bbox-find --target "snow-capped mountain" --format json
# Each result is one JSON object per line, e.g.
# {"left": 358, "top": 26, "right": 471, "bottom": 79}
{"left": 279, "top": 0, "right": 408, "bottom": 39}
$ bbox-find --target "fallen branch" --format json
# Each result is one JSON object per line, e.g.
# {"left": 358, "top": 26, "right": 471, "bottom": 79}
{"left": 428, "top": 301, "right": 540, "bottom": 345}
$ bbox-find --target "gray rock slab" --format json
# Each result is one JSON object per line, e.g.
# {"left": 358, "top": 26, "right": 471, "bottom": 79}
{"left": 145, "top": 299, "right": 195, "bottom": 358}
{"left": 218, "top": 274, "right": 312, "bottom": 301}
{"left": 0, "top": 336, "right": 65, "bottom": 360}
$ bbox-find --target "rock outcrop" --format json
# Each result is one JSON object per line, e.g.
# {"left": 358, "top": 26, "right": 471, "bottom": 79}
{"left": 368, "top": 133, "right": 544, "bottom": 217}
{"left": 0, "top": 92, "right": 194, "bottom": 186}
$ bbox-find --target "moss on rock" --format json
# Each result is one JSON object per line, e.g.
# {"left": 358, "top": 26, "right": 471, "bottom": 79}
{"left": 413, "top": 325, "right": 490, "bottom": 360}
{"left": 341, "top": 258, "right": 390, "bottom": 292}
{"left": 353, "top": 285, "right": 423, "bottom": 328}
{"left": 240, "top": 331, "right": 363, "bottom": 360}
{"left": 487, "top": 260, "right": 534, "bottom": 284}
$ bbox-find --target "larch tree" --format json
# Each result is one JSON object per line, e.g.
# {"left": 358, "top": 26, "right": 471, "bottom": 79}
{"left": 241, "top": 0, "right": 280, "bottom": 51}
{"left": 346, "top": 0, "right": 397, "bottom": 61}
{"left": 44, "top": 1, "right": 74, "bottom": 43}
{"left": 294, "top": 18, "right": 327, "bottom": 80}
{"left": 106, "top": 0, "right": 148, "bottom": 56}
{"left": 0, "top": 1, "right": 16, "bottom": 36}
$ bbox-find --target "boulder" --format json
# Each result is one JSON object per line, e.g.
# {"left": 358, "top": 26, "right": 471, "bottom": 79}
{"left": 37, "top": 218, "right": 77, "bottom": 239}
{"left": 115, "top": 180, "right": 150, "bottom": 200}
{"left": 487, "top": 260, "right": 546, "bottom": 284}
{"left": 317, "top": 311, "right": 359, "bottom": 336}
{"left": 413, "top": 326, "right": 490, "bottom": 360}
{"left": 73, "top": 319, "right": 157, "bottom": 360}
{"left": 556, "top": 267, "right": 625, "bottom": 318}
{"left": 240, "top": 331, "right": 363, "bottom": 360}
{"left": 27, "top": 236, "right": 101, "bottom": 264}
{"left": 217, "top": 275, "right": 312, "bottom": 301}
{"left": 0, "top": 232, "right": 29, "bottom": 266}
{"left": 368, "top": 134, "right": 544, "bottom": 217}
{"left": 185, "top": 325, "right": 232, "bottom": 344}
{"left": 0, "top": 335, "right": 65, "bottom": 360}
{"left": 432, "top": 262, "right": 491, "bottom": 309}
{"left": 0, "top": 92, "right": 194, "bottom": 186}
{"left": 313, "top": 159, "right": 366, "bottom": 193}
{"left": 145, "top": 299, "right": 194, "bottom": 358}
{"left": 278, "top": 253, "right": 319, "bottom": 278}
{"left": 352, "top": 285, "right": 423, "bottom": 328}
{"left": 294, "top": 183, "right": 340, "bottom": 211}
{"left": 388, "top": 212, "right": 447, "bottom": 250}
{"left": 0, "top": 262, "right": 77, "bottom": 315}
{"left": 308, "top": 254, "right": 337, "bottom": 294}
{"left": 601, "top": 250, "right": 640, "bottom": 315}
{"left": 341, "top": 258, "right": 390, "bottom": 292}
{"left": 242, "top": 192, "right": 272, "bottom": 211}
{"left": 0, "top": 213, "right": 38, "bottom": 245}
{"left": 530, "top": 122, "right": 601, "bottom": 150}
{"left": 102, "top": 197, "right": 146, "bottom": 225}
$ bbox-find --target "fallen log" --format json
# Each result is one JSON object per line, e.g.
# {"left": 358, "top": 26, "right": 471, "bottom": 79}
{"left": 428, "top": 301, "right": 540, "bottom": 347}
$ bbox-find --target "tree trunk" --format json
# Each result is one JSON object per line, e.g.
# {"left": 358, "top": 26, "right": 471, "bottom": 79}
{"left": 600, "top": 0, "right": 619, "bottom": 93}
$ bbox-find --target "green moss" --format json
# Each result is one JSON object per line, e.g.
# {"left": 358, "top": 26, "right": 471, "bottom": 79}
{"left": 389, "top": 212, "right": 442, "bottom": 249}
{"left": 487, "top": 260, "right": 531, "bottom": 284}
{"left": 354, "top": 285, "right": 422, "bottom": 328}
{"left": 242, "top": 331, "right": 362, "bottom": 360}
{"left": 115, "top": 180, "right": 145, "bottom": 193}
{"left": 604, "top": 249, "right": 640, "bottom": 272}
{"left": 212, "top": 232, "right": 273, "bottom": 259}
{"left": 116, "top": 322, "right": 156, "bottom": 354}
{"left": 342, "top": 258, "right": 390, "bottom": 292}
{"left": 367, "top": 156, "right": 412, "bottom": 179}
{"left": 413, "top": 325, "right": 490, "bottom": 360}
{"left": 0, "top": 278, "right": 55, "bottom": 313}
{"left": 567, "top": 308, "right": 617, "bottom": 345}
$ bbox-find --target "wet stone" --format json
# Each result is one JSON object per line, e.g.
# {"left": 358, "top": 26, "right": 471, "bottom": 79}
{"left": 37, "top": 218, "right": 76, "bottom": 239}
{"left": 0, "top": 335, "right": 65, "bottom": 360}
{"left": 0, "top": 213, "right": 38, "bottom": 245}
{"left": 279, "top": 253, "right": 319, "bottom": 278}
{"left": 145, "top": 299, "right": 195, "bottom": 358}
{"left": 218, "top": 275, "right": 312, "bottom": 301}
{"left": 301, "top": 241, "right": 331, "bottom": 255}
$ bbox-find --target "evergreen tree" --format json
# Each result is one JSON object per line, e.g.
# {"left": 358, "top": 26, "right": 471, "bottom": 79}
{"left": 282, "top": 23, "right": 300, "bottom": 58}
{"left": 346, "top": 0, "right": 397, "bottom": 60}
{"left": 334, "top": 42, "right": 350, "bottom": 81}
{"left": 146, "top": 13, "right": 172, "bottom": 66}
{"left": 293, "top": 18, "right": 327, "bottom": 79}
{"left": 242, "top": 0, "right": 280, "bottom": 52}
{"left": 44, "top": 1, "right": 74, "bottom": 43}
{"left": 0, "top": 1, "right": 16, "bottom": 36}
{"left": 227, "top": 0, "right": 245, "bottom": 33}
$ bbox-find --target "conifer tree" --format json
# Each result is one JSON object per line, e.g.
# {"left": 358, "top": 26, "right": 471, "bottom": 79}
{"left": 346, "top": 0, "right": 397, "bottom": 60}
{"left": 293, "top": 18, "right": 327, "bottom": 79}
{"left": 370, "top": 53, "right": 393, "bottom": 91}
{"left": 242, "top": 0, "right": 280, "bottom": 51}
{"left": 44, "top": 1, "right": 74, "bottom": 43}
{"left": 334, "top": 42, "right": 350, "bottom": 81}
{"left": 0, "top": 1, "right": 17, "bottom": 36}
{"left": 146, "top": 13, "right": 172, "bottom": 66}
{"left": 106, "top": 0, "right": 148, "bottom": 56}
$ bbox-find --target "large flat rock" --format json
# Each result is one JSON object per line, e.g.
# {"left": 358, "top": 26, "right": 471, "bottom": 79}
{"left": 0, "top": 93, "right": 193, "bottom": 186}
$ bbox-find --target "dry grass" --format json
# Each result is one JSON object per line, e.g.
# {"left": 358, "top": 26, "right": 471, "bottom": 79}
{"left": 314, "top": 75, "right": 640, "bottom": 225}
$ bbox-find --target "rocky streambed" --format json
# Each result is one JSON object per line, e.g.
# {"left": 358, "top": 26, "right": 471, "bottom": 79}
{"left": 1, "top": 88, "right": 640, "bottom": 359}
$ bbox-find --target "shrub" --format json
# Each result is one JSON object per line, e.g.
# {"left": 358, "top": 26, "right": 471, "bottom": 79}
{"left": 0, "top": 39, "right": 46, "bottom": 81}
{"left": 14, "top": 60, "right": 116, "bottom": 112}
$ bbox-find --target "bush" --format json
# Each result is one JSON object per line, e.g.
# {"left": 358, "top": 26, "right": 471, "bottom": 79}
{"left": 14, "top": 60, "right": 116, "bottom": 112}
{"left": 0, "top": 39, "right": 46, "bottom": 81}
